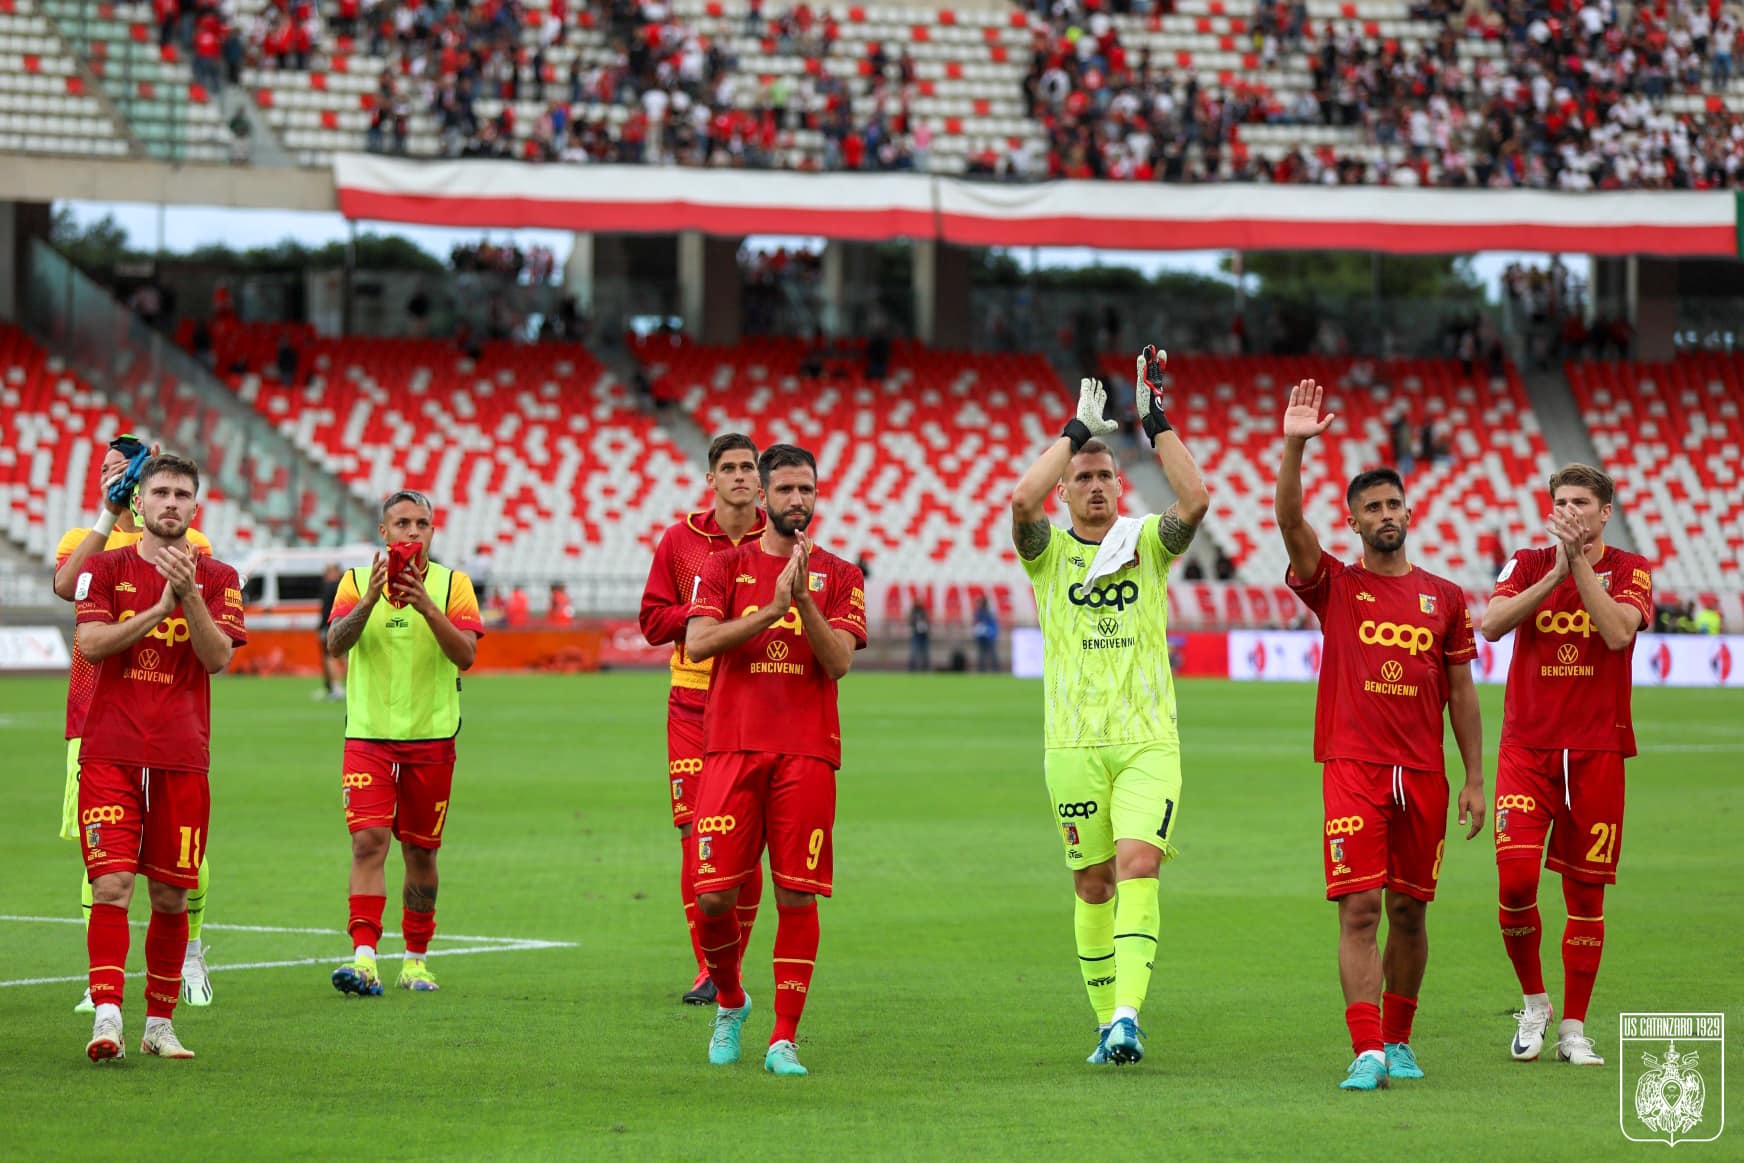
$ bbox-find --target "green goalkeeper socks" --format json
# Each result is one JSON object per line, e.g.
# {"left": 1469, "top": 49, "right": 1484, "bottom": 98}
{"left": 187, "top": 857, "right": 209, "bottom": 943}
{"left": 80, "top": 873, "right": 93, "bottom": 929}
{"left": 1113, "top": 878, "right": 1160, "bottom": 1017}
{"left": 1074, "top": 895, "right": 1116, "bottom": 1026}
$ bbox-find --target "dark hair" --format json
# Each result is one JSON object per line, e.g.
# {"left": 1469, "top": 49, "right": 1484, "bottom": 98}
{"left": 757, "top": 443, "right": 817, "bottom": 489}
{"left": 1548, "top": 462, "right": 1614, "bottom": 506}
{"left": 382, "top": 489, "right": 434, "bottom": 516}
{"left": 1345, "top": 467, "right": 1404, "bottom": 509}
{"left": 708, "top": 432, "right": 758, "bottom": 471}
{"left": 139, "top": 453, "right": 201, "bottom": 494}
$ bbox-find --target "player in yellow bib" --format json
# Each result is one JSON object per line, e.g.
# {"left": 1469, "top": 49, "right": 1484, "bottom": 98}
{"left": 1011, "top": 350, "right": 1209, "bottom": 1066}
{"left": 53, "top": 436, "right": 216, "bottom": 1014}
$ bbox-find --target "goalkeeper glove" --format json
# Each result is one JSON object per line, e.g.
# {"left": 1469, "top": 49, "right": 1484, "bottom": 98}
{"left": 1136, "top": 345, "right": 1173, "bottom": 445}
{"left": 1062, "top": 377, "right": 1120, "bottom": 450}
{"left": 106, "top": 434, "right": 151, "bottom": 508}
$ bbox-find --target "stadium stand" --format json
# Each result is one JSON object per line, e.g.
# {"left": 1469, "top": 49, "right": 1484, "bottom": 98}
{"left": 0, "top": 321, "right": 264, "bottom": 559}
{"left": 1565, "top": 352, "right": 1744, "bottom": 591}
{"left": 0, "top": 0, "right": 128, "bottom": 156}
{"left": 1101, "top": 351, "right": 1556, "bottom": 590}
{"left": 180, "top": 322, "right": 704, "bottom": 586}
{"left": 42, "top": 0, "right": 238, "bottom": 162}
{"left": 637, "top": 334, "right": 1061, "bottom": 589}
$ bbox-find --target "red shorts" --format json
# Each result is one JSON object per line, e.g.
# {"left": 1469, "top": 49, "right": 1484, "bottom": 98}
{"left": 692, "top": 751, "right": 835, "bottom": 897}
{"left": 1322, "top": 759, "right": 1449, "bottom": 903}
{"left": 667, "top": 701, "right": 704, "bottom": 828}
{"left": 342, "top": 739, "right": 456, "bottom": 849}
{"left": 1494, "top": 746, "right": 1626, "bottom": 885}
{"left": 78, "top": 763, "right": 210, "bottom": 889}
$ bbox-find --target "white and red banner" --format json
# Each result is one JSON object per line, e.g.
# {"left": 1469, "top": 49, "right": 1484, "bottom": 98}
{"left": 334, "top": 156, "right": 1738, "bottom": 257}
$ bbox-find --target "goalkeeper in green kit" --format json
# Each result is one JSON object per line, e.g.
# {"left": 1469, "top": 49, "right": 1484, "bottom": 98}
{"left": 1010, "top": 348, "right": 1210, "bottom": 1065}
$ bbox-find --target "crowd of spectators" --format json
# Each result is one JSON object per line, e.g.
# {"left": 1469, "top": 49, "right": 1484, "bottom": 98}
{"left": 232, "top": 0, "right": 1744, "bottom": 189}
{"left": 1020, "top": 0, "right": 1744, "bottom": 188}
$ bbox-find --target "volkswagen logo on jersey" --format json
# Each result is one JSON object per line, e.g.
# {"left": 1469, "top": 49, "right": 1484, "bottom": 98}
{"left": 1068, "top": 579, "right": 1139, "bottom": 612}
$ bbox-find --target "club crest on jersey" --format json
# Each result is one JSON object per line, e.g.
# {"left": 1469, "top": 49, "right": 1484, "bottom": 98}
{"left": 808, "top": 571, "right": 826, "bottom": 592}
{"left": 86, "top": 823, "right": 101, "bottom": 848}
{"left": 1419, "top": 594, "right": 1437, "bottom": 615}
{"left": 1598, "top": 572, "right": 1612, "bottom": 591}
{"left": 1063, "top": 823, "right": 1080, "bottom": 846}
{"left": 697, "top": 835, "right": 713, "bottom": 861}
{"left": 1329, "top": 837, "right": 1345, "bottom": 864}
{"left": 1496, "top": 809, "right": 1509, "bottom": 834}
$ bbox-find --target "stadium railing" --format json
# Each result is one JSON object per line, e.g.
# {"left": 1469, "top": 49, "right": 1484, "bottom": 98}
{"left": 20, "top": 240, "right": 378, "bottom": 546}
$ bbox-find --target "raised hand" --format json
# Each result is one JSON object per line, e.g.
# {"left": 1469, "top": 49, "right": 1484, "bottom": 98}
{"left": 155, "top": 542, "right": 198, "bottom": 602}
{"left": 1135, "top": 345, "right": 1172, "bottom": 445}
{"left": 363, "top": 552, "right": 389, "bottom": 603}
{"left": 1074, "top": 377, "right": 1120, "bottom": 438}
{"left": 1282, "top": 379, "right": 1336, "bottom": 441}
{"left": 1547, "top": 510, "right": 1585, "bottom": 567}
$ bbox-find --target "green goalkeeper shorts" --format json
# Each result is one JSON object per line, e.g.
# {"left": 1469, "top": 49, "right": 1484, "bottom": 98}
{"left": 60, "top": 737, "right": 81, "bottom": 841}
{"left": 1043, "top": 741, "right": 1182, "bottom": 871}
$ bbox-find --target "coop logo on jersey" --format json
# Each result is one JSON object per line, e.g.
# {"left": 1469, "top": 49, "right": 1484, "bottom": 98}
{"left": 1358, "top": 620, "right": 1434, "bottom": 656}
{"left": 1619, "top": 1013, "right": 1724, "bottom": 1145}
{"left": 1068, "top": 579, "right": 1139, "bottom": 612}
{"left": 1537, "top": 610, "right": 1595, "bottom": 638}
{"left": 119, "top": 610, "right": 191, "bottom": 644}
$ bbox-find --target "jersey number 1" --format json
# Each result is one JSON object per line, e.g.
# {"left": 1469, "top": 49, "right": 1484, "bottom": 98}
{"left": 176, "top": 826, "right": 204, "bottom": 870}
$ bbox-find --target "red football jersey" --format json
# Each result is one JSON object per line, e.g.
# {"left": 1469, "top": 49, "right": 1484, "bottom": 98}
{"left": 74, "top": 545, "right": 248, "bottom": 773}
{"left": 689, "top": 541, "right": 868, "bottom": 769}
{"left": 57, "top": 526, "right": 213, "bottom": 740}
{"left": 1493, "top": 545, "right": 1652, "bottom": 755}
{"left": 640, "top": 508, "right": 767, "bottom": 712}
{"left": 1288, "top": 551, "right": 1477, "bottom": 769}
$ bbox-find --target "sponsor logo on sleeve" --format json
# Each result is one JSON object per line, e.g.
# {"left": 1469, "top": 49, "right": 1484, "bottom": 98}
{"left": 75, "top": 572, "right": 92, "bottom": 600}
{"left": 1496, "top": 558, "right": 1517, "bottom": 584}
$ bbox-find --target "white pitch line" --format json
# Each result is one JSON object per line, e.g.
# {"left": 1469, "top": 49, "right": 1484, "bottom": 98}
{"left": 0, "top": 940, "right": 575, "bottom": 989}
{"left": 0, "top": 915, "right": 560, "bottom": 944}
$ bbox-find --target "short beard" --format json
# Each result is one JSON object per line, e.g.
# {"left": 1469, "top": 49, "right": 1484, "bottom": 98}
{"left": 142, "top": 512, "right": 184, "bottom": 539}
{"left": 770, "top": 509, "right": 812, "bottom": 537}
{"left": 1363, "top": 527, "right": 1407, "bottom": 553}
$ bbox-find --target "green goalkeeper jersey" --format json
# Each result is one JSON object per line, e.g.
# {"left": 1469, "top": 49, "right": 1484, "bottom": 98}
{"left": 1021, "top": 514, "right": 1179, "bottom": 750}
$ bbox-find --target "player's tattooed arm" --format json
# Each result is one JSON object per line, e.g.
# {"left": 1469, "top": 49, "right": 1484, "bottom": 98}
{"left": 1013, "top": 515, "right": 1052, "bottom": 561}
{"left": 325, "top": 600, "right": 375, "bottom": 657}
{"left": 1157, "top": 504, "right": 1200, "bottom": 555}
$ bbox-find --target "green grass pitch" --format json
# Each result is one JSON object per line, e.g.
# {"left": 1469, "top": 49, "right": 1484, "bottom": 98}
{"left": 2, "top": 673, "right": 1739, "bottom": 1160}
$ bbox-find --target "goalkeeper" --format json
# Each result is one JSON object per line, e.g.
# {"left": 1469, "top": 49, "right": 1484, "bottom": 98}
{"left": 53, "top": 435, "right": 217, "bottom": 1013}
{"left": 1010, "top": 349, "right": 1210, "bottom": 1066}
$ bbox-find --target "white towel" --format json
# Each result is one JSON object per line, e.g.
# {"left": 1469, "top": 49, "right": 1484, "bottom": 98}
{"left": 1083, "top": 515, "right": 1144, "bottom": 588}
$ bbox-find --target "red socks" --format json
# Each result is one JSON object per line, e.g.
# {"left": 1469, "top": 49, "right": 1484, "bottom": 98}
{"left": 1380, "top": 991, "right": 1418, "bottom": 1045}
{"left": 770, "top": 901, "right": 820, "bottom": 1046}
{"left": 143, "top": 909, "right": 189, "bottom": 1019}
{"left": 1345, "top": 1001, "right": 1383, "bottom": 1056}
{"left": 402, "top": 907, "right": 437, "bottom": 957}
{"left": 348, "top": 893, "right": 386, "bottom": 950}
{"left": 698, "top": 907, "right": 746, "bottom": 1009}
{"left": 736, "top": 868, "right": 763, "bottom": 958}
{"left": 1561, "top": 879, "right": 1606, "bottom": 1022}
{"left": 681, "top": 837, "right": 706, "bottom": 974}
{"left": 1497, "top": 859, "right": 1546, "bottom": 995}
{"left": 87, "top": 901, "right": 130, "bottom": 1009}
